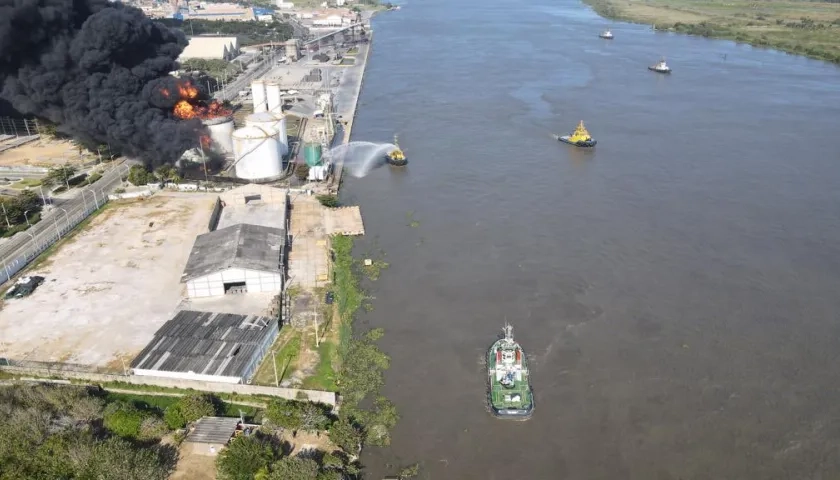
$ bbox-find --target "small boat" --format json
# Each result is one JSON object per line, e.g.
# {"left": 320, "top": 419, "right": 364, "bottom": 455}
{"left": 554, "top": 120, "right": 597, "bottom": 148}
{"left": 648, "top": 58, "right": 671, "bottom": 74}
{"left": 487, "top": 324, "right": 534, "bottom": 419}
{"left": 599, "top": 29, "right": 614, "bottom": 39}
{"left": 385, "top": 134, "right": 407, "bottom": 166}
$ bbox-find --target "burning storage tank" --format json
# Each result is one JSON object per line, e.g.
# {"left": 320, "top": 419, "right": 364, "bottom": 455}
{"left": 244, "top": 112, "right": 288, "bottom": 157}
{"left": 202, "top": 116, "right": 234, "bottom": 155}
{"left": 232, "top": 125, "right": 283, "bottom": 181}
{"left": 251, "top": 80, "right": 267, "bottom": 112}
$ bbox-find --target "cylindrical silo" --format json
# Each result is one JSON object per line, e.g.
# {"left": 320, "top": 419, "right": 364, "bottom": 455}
{"left": 251, "top": 80, "right": 267, "bottom": 112}
{"left": 265, "top": 81, "right": 282, "bottom": 113}
{"left": 245, "top": 112, "right": 288, "bottom": 157}
{"left": 203, "top": 116, "right": 234, "bottom": 155}
{"left": 304, "top": 142, "right": 322, "bottom": 166}
{"left": 232, "top": 126, "right": 282, "bottom": 181}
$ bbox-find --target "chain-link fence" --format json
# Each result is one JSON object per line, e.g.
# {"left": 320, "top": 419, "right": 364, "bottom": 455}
{"left": 0, "top": 117, "right": 41, "bottom": 138}
{"left": 1, "top": 195, "right": 106, "bottom": 283}
{"left": 0, "top": 164, "right": 127, "bottom": 285}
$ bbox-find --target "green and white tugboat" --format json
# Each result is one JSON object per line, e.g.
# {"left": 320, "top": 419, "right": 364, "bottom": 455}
{"left": 487, "top": 324, "right": 534, "bottom": 419}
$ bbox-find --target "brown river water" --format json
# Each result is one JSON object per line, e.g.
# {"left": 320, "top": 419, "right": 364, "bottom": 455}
{"left": 340, "top": 0, "right": 840, "bottom": 478}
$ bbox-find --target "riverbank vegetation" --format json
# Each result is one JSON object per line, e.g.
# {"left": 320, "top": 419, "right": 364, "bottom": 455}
{"left": 583, "top": 0, "right": 840, "bottom": 64}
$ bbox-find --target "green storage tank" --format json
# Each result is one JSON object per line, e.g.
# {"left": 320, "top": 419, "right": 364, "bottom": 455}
{"left": 304, "top": 143, "right": 323, "bottom": 166}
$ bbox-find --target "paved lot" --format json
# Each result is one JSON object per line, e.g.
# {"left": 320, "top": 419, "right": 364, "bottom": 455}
{"left": 0, "top": 194, "right": 215, "bottom": 369}
{"left": 288, "top": 195, "right": 330, "bottom": 289}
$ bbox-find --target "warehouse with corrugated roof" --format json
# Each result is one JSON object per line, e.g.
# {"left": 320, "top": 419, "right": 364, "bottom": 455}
{"left": 130, "top": 310, "right": 279, "bottom": 384}
{"left": 178, "top": 36, "right": 241, "bottom": 61}
{"left": 181, "top": 223, "right": 286, "bottom": 298}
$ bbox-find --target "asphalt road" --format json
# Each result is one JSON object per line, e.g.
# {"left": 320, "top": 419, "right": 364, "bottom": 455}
{"left": 0, "top": 160, "right": 132, "bottom": 273}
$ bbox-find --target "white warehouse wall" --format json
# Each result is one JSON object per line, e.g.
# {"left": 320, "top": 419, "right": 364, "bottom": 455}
{"left": 186, "top": 267, "right": 283, "bottom": 298}
{"left": 132, "top": 368, "right": 242, "bottom": 384}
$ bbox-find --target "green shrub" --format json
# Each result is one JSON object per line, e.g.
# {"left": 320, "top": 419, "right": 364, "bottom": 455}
{"left": 164, "top": 403, "right": 186, "bottom": 429}
{"left": 103, "top": 401, "right": 146, "bottom": 439}
{"left": 85, "top": 172, "right": 103, "bottom": 185}
{"left": 316, "top": 194, "right": 339, "bottom": 208}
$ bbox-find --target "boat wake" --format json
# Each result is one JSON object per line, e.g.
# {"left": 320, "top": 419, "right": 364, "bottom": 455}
{"left": 327, "top": 141, "right": 398, "bottom": 178}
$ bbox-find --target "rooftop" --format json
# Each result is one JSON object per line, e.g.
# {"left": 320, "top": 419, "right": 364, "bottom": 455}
{"left": 187, "top": 417, "right": 241, "bottom": 444}
{"left": 130, "top": 310, "right": 277, "bottom": 378}
{"left": 181, "top": 223, "right": 285, "bottom": 282}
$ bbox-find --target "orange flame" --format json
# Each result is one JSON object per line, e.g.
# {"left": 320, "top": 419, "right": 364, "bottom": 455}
{"left": 178, "top": 83, "right": 199, "bottom": 100}
{"left": 168, "top": 79, "right": 232, "bottom": 120}
{"left": 174, "top": 100, "right": 196, "bottom": 119}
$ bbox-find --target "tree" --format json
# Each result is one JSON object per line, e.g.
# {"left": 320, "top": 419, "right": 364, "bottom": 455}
{"left": 43, "top": 164, "right": 77, "bottom": 188}
{"left": 265, "top": 398, "right": 331, "bottom": 433}
{"left": 328, "top": 418, "right": 363, "bottom": 455}
{"left": 127, "top": 164, "right": 153, "bottom": 186}
{"left": 216, "top": 435, "right": 276, "bottom": 480}
{"left": 267, "top": 457, "right": 319, "bottom": 480}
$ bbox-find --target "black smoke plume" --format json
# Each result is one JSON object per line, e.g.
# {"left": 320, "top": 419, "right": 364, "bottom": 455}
{"left": 0, "top": 0, "right": 203, "bottom": 167}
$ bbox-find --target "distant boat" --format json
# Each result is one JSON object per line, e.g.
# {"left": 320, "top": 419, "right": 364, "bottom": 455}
{"left": 554, "top": 120, "right": 597, "bottom": 148}
{"left": 599, "top": 29, "right": 614, "bottom": 39}
{"left": 648, "top": 58, "right": 671, "bottom": 74}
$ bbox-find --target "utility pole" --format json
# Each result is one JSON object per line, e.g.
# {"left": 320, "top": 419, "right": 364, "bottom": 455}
{"left": 1, "top": 203, "right": 10, "bottom": 228}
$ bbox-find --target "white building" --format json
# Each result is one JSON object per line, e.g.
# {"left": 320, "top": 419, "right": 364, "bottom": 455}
{"left": 312, "top": 15, "right": 343, "bottom": 26}
{"left": 181, "top": 223, "right": 286, "bottom": 298}
{"left": 178, "top": 36, "right": 240, "bottom": 61}
{"left": 276, "top": 0, "right": 294, "bottom": 8}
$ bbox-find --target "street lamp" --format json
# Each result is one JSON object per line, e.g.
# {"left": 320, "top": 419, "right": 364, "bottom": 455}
{"left": 23, "top": 210, "right": 31, "bottom": 227}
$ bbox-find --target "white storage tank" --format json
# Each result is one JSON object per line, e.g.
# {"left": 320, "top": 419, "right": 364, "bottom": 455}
{"left": 265, "top": 81, "right": 282, "bottom": 113}
{"left": 232, "top": 125, "right": 282, "bottom": 181}
{"left": 244, "top": 112, "right": 288, "bottom": 157}
{"left": 203, "top": 116, "right": 234, "bottom": 155}
{"left": 251, "top": 80, "right": 267, "bottom": 112}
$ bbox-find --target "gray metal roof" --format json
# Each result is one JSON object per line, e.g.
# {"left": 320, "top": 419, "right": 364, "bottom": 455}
{"left": 181, "top": 223, "right": 285, "bottom": 282}
{"left": 130, "top": 310, "right": 277, "bottom": 379}
{"left": 186, "top": 416, "right": 241, "bottom": 444}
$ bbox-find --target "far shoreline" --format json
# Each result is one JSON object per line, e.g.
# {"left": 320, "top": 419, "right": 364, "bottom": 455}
{"left": 582, "top": 0, "right": 840, "bottom": 65}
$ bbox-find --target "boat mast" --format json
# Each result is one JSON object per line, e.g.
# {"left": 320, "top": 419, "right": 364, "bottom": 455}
{"left": 503, "top": 323, "right": 514, "bottom": 342}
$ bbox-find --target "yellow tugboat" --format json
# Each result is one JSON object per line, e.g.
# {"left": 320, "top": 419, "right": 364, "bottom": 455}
{"left": 555, "top": 120, "right": 597, "bottom": 148}
{"left": 386, "top": 134, "right": 407, "bottom": 166}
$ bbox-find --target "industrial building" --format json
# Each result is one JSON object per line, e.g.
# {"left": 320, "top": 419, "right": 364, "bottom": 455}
{"left": 178, "top": 36, "right": 241, "bottom": 61}
{"left": 178, "top": 3, "right": 257, "bottom": 22}
{"left": 131, "top": 310, "right": 279, "bottom": 384}
{"left": 181, "top": 223, "right": 286, "bottom": 298}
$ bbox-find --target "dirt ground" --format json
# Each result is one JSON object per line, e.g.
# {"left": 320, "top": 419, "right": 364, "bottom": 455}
{"left": 171, "top": 442, "right": 219, "bottom": 480}
{"left": 0, "top": 194, "right": 216, "bottom": 368}
{"left": 0, "top": 139, "right": 92, "bottom": 167}
{"left": 169, "top": 429, "right": 337, "bottom": 480}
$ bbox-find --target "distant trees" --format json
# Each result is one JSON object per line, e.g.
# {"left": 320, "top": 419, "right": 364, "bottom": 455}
{"left": 0, "top": 385, "right": 176, "bottom": 480}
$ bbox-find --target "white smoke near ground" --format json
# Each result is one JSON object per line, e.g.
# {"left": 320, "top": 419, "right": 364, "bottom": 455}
{"left": 327, "top": 141, "right": 398, "bottom": 178}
